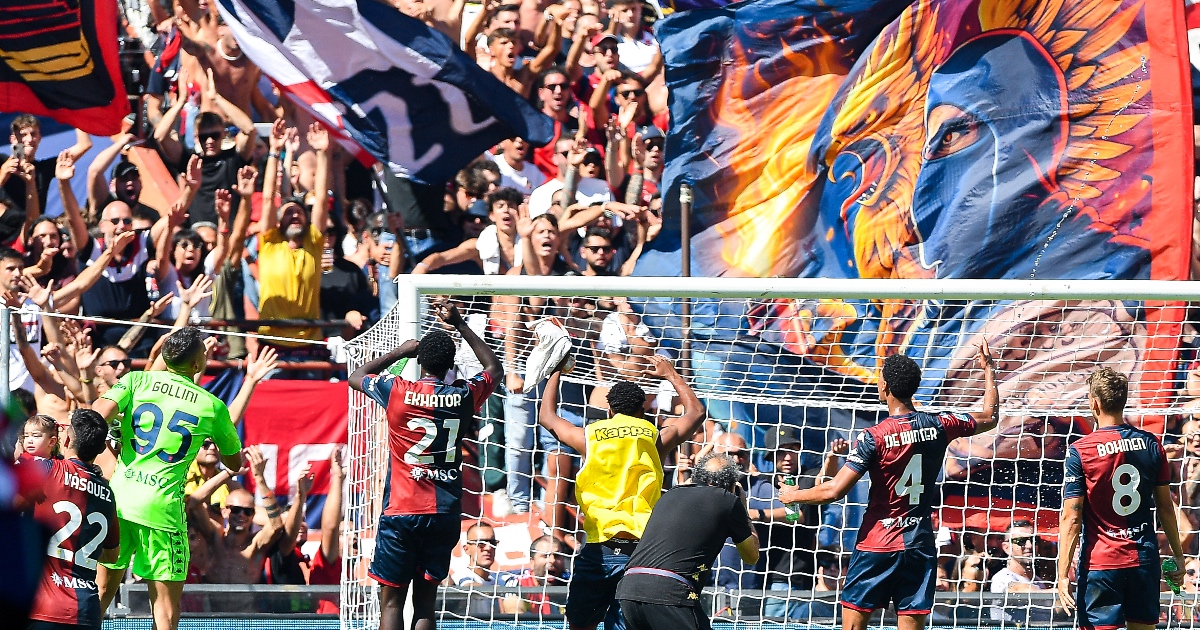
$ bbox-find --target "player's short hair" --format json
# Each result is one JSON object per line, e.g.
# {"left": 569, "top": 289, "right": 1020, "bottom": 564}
{"left": 1088, "top": 367, "right": 1128, "bottom": 415}
{"left": 0, "top": 247, "right": 23, "bottom": 265}
{"left": 691, "top": 452, "right": 740, "bottom": 491}
{"left": 417, "top": 329, "right": 456, "bottom": 376}
{"left": 607, "top": 381, "right": 646, "bottom": 417}
{"left": 161, "top": 326, "right": 206, "bottom": 371}
{"left": 488, "top": 28, "right": 517, "bottom": 47}
{"left": 881, "top": 353, "right": 921, "bottom": 400}
{"left": 529, "top": 534, "right": 563, "bottom": 557}
{"left": 70, "top": 409, "right": 109, "bottom": 462}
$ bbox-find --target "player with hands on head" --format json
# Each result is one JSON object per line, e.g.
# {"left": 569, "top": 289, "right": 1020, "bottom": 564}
{"left": 348, "top": 300, "right": 501, "bottom": 630}
{"left": 538, "top": 353, "right": 706, "bottom": 630}
{"left": 778, "top": 341, "right": 999, "bottom": 630}
{"left": 1055, "top": 367, "right": 1186, "bottom": 630}
{"left": 94, "top": 326, "right": 242, "bottom": 630}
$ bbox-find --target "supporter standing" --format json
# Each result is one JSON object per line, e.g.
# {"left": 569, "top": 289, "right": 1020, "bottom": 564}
{"left": 490, "top": 138, "right": 545, "bottom": 195}
{"left": 186, "top": 454, "right": 283, "bottom": 586}
{"left": 988, "top": 519, "right": 1052, "bottom": 624}
{"left": 779, "top": 345, "right": 999, "bottom": 630}
{"left": 2, "top": 115, "right": 91, "bottom": 215}
{"left": 613, "top": 453, "right": 759, "bottom": 630}
{"left": 17, "top": 409, "right": 119, "bottom": 630}
{"left": 347, "top": 301, "right": 501, "bottom": 630}
{"left": 256, "top": 120, "right": 331, "bottom": 354}
{"left": 1056, "top": 368, "right": 1187, "bottom": 630}
{"left": 538, "top": 355, "right": 705, "bottom": 630}
{"left": 95, "top": 327, "right": 244, "bottom": 630}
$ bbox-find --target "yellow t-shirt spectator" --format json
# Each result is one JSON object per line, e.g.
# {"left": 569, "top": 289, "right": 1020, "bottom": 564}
{"left": 184, "top": 460, "right": 234, "bottom": 508}
{"left": 257, "top": 225, "right": 323, "bottom": 344}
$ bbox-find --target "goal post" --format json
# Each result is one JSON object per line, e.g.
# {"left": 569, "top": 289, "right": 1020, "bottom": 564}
{"left": 342, "top": 275, "right": 1197, "bottom": 629}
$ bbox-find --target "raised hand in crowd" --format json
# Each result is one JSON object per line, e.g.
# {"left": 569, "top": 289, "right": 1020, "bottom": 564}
{"left": 307, "top": 121, "right": 330, "bottom": 152}
{"left": 179, "top": 274, "right": 214, "bottom": 312}
{"left": 54, "top": 150, "right": 75, "bottom": 182}
{"left": 235, "top": 164, "right": 258, "bottom": 198}
{"left": 245, "top": 345, "right": 280, "bottom": 384}
{"left": 0, "top": 153, "right": 19, "bottom": 186}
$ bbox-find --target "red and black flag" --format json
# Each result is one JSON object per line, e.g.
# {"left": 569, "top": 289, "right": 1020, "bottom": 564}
{"left": 0, "top": 0, "right": 129, "bottom": 135}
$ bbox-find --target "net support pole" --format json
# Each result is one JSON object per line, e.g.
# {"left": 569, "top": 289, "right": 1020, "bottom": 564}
{"left": 0, "top": 305, "right": 8, "bottom": 408}
{"left": 679, "top": 183, "right": 693, "bottom": 380}
{"left": 395, "top": 277, "right": 423, "bottom": 381}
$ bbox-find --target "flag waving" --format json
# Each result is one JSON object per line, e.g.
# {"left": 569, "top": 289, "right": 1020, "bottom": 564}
{"left": 0, "top": 0, "right": 129, "bottom": 135}
{"left": 217, "top": 0, "right": 554, "bottom": 184}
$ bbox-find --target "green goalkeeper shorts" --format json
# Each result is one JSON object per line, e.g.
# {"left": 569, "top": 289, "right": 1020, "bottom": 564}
{"left": 100, "top": 518, "right": 189, "bottom": 582}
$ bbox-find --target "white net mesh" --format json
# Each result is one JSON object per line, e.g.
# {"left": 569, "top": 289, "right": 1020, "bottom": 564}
{"left": 341, "top": 279, "right": 1199, "bottom": 629}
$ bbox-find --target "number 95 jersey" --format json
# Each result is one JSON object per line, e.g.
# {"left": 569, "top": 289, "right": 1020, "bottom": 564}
{"left": 103, "top": 371, "right": 240, "bottom": 532}
{"left": 1064, "top": 424, "right": 1169, "bottom": 570}
{"left": 361, "top": 372, "right": 496, "bottom": 515}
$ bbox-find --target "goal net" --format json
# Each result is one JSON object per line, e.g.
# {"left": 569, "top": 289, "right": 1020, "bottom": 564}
{"left": 341, "top": 276, "right": 1196, "bottom": 629}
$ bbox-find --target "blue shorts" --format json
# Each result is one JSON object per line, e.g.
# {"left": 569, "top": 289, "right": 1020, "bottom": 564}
{"left": 1077, "top": 564, "right": 1160, "bottom": 629}
{"left": 368, "top": 513, "right": 461, "bottom": 587}
{"left": 567, "top": 539, "right": 636, "bottom": 630}
{"left": 540, "top": 406, "right": 586, "bottom": 455}
{"left": 840, "top": 547, "right": 936, "bottom": 615}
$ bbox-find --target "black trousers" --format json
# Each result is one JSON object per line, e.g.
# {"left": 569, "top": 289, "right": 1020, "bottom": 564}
{"left": 619, "top": 599, "right": 711, "bottom": 630}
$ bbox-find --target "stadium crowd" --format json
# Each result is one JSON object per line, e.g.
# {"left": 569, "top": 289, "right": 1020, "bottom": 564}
{"left": 7, "top": 0, "right": 1200, "bottom": 625}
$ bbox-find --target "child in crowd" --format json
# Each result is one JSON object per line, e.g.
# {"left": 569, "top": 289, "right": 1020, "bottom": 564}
{"left": 20, "top": 414, "right": 59, "bottom": 458}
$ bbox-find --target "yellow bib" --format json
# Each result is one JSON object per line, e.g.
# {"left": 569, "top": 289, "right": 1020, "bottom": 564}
{"left": 575, "top": 414, "right": 664, "bottom": 543}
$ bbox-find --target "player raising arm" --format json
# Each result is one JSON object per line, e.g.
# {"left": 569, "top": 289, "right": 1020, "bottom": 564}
{"left": 93, "top": 327, "right": 243, "bottom": 630}
{"left": 348, "top": 300, "right": 501, "bottom": 630}
{"left": 538, "top": 354, "right": 706, "bottom": 630}
{"left": 778, "top": 342, "right": 998, "bottom": 630}
{"left": 1056, "top": 368, "right": 1185, "bottom": 630}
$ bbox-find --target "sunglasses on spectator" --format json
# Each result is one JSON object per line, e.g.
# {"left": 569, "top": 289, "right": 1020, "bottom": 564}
{"left": 201, "top": 439, "right": 217, "bottom": 449}
{"left": 1008, "top": 536, "right": 1033, "bottom": 547}
{"left": 619, "top": 89, "right": 645, "bottom": 98}
{"left": 583, "top": 244, "right": 614, "bottom": 253}
{"left": 107, "top": 217, "right": 134, "bottom": 226}
{"left": 198, "top": 130, "right": 224, "bottom": 143}
{"left": 1189, "top": 569, "right": 1197, "bottom": 577}
{"left": 542, "top": 82, "right": 567, "bottom": 92}
{"left": 466, "top": 539, "right": 499, "bottom": 548}
{"left": 596, "top": 44, "right": 617, "bottom": 53}
{"left": 726, "top": 449, "right": 749, "bottom": 458}
{"left": 100, "top": 359, "right": 132, "bottom": 369}
{"left": 227, "top": 506, "right": 255, "bottom": 517}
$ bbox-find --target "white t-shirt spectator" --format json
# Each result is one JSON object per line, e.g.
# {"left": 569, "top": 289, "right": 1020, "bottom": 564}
{"left": 474, "top": 225, "right": 523, "bottom": 276}
{"left": 617, "top": 31, "right": 657, "bottom": 73}
{"left": 528, "top": 177, "right": 613, "bottom": 217}
{"left": 599, "top": 311, "right": 656, "bottom": 354}
{"left": 8, "top": 297, "right": 42, "bottom": 393}
{"left": 490, "top": 154, "right": 545, "bottom": 196}
{"left": 450, "top": 567, "right": 518, "bottom": 617}
{"left": 989, "top": 568, "right": 1052, "bottom": 623}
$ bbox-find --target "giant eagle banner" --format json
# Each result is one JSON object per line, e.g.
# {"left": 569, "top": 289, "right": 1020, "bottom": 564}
{"left": 651, "top": 0, "right": 1193, "bottom": 525}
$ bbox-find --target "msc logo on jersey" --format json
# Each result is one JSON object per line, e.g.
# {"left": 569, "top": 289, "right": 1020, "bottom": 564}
{"left": 411, "top": 467, "right": 459, "bottom": 481}
{"left": 50, "top": 572, "right": 97, "bottom": 590}
{"left": 881, "top": 517, "right": 923, "bottom": 529}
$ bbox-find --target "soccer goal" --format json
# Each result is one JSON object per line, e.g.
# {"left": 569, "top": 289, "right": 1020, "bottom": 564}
{"left": 341, "top": 275, "right": 1198, "bottom": 630}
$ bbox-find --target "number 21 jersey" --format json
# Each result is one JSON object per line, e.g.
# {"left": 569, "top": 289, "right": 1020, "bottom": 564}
{"left": 361, "top": 372, "right": 496, "bottom": 515}
{"left": 845, "top": 410, "right": 977, "bottom": 552}
{"left": 1064, "top": 424, "right": 1168, "bottom": 570}
{"left": 103, "top": 370, "right": 241, "bottom": 532}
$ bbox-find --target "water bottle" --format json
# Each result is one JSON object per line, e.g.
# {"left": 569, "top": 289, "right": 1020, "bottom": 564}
{"left": 782, "top": 476, "right": 801, "bottom": 523}
{"left": 386, "top": 357, "right": 409, "bottom": 376}
{"left": 1164, "top": 557, "right": 1182, "bottom": 594}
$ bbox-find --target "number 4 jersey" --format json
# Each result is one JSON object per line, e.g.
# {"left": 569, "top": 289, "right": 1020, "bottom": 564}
{"left": 18, "top": 454, "right": 120, "bottom": 627}
{"left": 1064, "top": 424, "right": 1169, "bottom": 570}
{"left": 103, "top": 370, "right": 241, "bottom": 532}
{"left": 361, "top": 371, "right": 496, "bottom": 515}
{"left": 846, "top": 410, "right": 977, "bottom": 552}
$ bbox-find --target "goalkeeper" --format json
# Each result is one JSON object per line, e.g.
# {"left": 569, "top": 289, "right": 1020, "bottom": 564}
{"left": 94, "top": 327, "right": 244, "bottom": 630}
{"left": 538, "top": 354, "right": 705, "bottom": 630}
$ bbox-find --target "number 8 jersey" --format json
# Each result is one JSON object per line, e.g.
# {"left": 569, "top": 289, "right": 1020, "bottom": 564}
{"left": 360, "top": 371, "right": 496, "bottom": 515}
{"left": 104, "top": 371, "right": 240, "bottom": 532}
{"left": 1064, "top": 424, "right": 1169, "bottom": 570}
{"left": 845, "top": 410, "right": 977, "bottom": 552}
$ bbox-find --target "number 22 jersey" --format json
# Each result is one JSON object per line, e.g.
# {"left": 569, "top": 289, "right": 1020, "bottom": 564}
{"left": 1064, "top": 423, "right": 1169, "bottom": 570}
{"left": 845, "top": 410, "right": 977, "bottom": 552}
{"left": 103, "top": 370, "right": 241, "bottom": 532}
{"left": 361, "top": 371, "right": 496, "bottom": 515}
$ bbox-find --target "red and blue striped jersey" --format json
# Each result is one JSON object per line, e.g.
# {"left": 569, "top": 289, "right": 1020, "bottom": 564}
{"left": 361, "top": 371, "right": 496, "bottom": 515}
{"left": 845, "top": 410, "right": 976, "bottom": 552}
{"left": 1064, "top": 424, "right": 1169, "bottom": 570}
{"left": 19, "top": 454, "right": 119, "bottom": 627}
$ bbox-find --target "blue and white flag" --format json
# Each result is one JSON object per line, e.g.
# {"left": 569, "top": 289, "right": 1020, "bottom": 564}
{"left": 216, "top": 0, "right": 554, "bottom": 184}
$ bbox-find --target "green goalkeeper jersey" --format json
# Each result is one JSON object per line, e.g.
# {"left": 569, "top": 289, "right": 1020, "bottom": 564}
{"left": 103, "top": 371, "right": 241, "bottom": 532}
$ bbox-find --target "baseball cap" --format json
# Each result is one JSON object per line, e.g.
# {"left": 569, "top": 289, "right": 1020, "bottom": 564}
{"left": 465, "top": 199, "right": 490, "bottom": 219}
{"left": 113, "top": 161, "right": 139, "bottom": 180}
{"left": 764, "top": 425, "right": 803, "bottom": 450}
{"left": 590, "top": 33, "right": 618, "bottom": 48}
{"left": 637, "top": 125, "right": 664, "bottom": 141}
